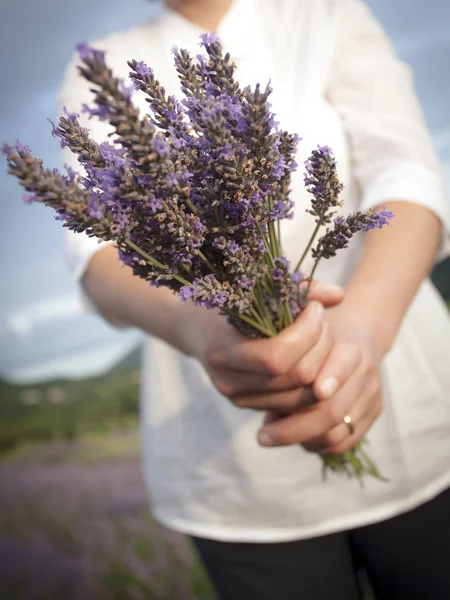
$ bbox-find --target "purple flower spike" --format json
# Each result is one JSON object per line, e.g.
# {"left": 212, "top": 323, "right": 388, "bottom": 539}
{"left": 179, "top": 285, "right": 197, "bottom": 302}
{"left": 133, "top": 61, "right": 153, "bottom": 78}
{"left": 2, "top": 143, "right": 14, "bottom": 156}
{"left": 76, "top": 42, "right": 105, "bottom": 63}
{"left": 199, "top": 32, "right": 219, "bottom": 47}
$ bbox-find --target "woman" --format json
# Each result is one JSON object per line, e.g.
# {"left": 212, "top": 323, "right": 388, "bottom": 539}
{"left": 61, "top": 0, "right": 450, "bottom": 598}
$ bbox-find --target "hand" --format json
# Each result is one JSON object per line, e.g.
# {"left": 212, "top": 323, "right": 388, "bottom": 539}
{"left": 257, "top": 304, "right": 384, "bottom": 455}
{"left": 179, "top": 281, "right": 344, "bottom": 411}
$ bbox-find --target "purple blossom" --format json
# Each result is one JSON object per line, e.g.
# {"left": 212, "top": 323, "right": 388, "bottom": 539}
{"left": 148, "top": 197, "right": 163, "bottom": 213}
{"left": 115, "top": 212, "right": 130, "bottom": 231}
{"left": 133, "top": 61, "right": 153, "bottom": 78}
{"left": 199, "top": 32, "right": 219, "bottom": 47}
{"left": 304, "top": 145, "right": 344, "bottom": 224}
{"left": 179, "top": 285, "right": 196, "bottom": 302}
{"left": 272, "top": 155, "right": 288, "bottom": 179}
{"left": 16, "top": 141, "right": 31, "bottom": 155}
{"left": 312, "top": 209, "right": 394, "bottom": 260}
{"left": 292, "top": 269, "right": 304, "bottom": 283}
{"left": 227, "top": 240, "right": 239, "bottom": 255}
{"left": 2, "top": 142, "right": 14, "bottom": 155}
{"left": 154, "top": 135, "right": 169, "bottom": 158}
{"left": 82, "top": 102, "right": 110, "bottom": 121}
{"left": 76, "top": 42, "right": 105, "bottom": 63}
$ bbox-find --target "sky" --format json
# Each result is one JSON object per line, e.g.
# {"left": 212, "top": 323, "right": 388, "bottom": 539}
{"left": 0, "top": 0, "right": 449, "bottom": 384}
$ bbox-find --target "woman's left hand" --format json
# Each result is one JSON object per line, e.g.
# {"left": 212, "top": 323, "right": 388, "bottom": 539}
{"left": 257, "top": 305, "right": 384, "bottom": 455}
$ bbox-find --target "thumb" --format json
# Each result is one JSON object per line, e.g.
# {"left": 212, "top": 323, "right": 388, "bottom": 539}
{"left": 307, "top": 280, "right": 344, "bottom": 308}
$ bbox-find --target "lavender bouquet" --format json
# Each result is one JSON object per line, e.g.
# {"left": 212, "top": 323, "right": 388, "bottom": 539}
{"left": 4, "top": 34, "right": 393, "bottom": 482}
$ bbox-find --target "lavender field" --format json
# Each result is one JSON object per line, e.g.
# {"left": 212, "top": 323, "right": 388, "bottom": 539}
{"left": 0, "top": 429, "right": 216, "bottom": 600}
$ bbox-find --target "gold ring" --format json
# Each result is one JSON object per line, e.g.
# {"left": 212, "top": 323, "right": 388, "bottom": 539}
{"left": 343, "top": 415, "right": 354, "bottom": 435}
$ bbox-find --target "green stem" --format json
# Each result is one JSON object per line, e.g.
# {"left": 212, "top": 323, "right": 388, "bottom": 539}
{"left": 125, "top": 240, "right": 191, "bottom": 286}
{"left": 256, "top": 221, "right": 276, "bottom": 270}
{"left": 284, "top": 299, "right": 294, "bottom": 326}
{"left": 175, "top": 185, "right": 199, "bottom": 217}
{"left": 196, "top": 250, "right": 221, "bottom": 279}
{"left": 250, "top": 307, "right": 270, "bottom": 333}
{"left": 294, "top": 219, "right": 322, "bottom": 273}
{"left": 305, "top": 258, "right": 321, "bottom": 296}
{"left": 227, "top": 310, "right": 275, "bottom": 337}
{"left": 253, "top": 285, "right": 277, "bottom": 336}
{"left": 267, "top": 197, "right": 281, "bottom": 258}
{"left": 185, "top": 197, "right": 200, "bottom": 216}
{"left": 277, "top": 218, "right": 281, "bottom": 254}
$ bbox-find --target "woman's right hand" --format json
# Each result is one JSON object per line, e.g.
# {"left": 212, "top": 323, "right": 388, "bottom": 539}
{"left": 177, "top": 281, "right": 344, "bottom": 412}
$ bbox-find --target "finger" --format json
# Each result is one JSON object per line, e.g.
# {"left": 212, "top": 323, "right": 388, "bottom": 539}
{"left": 320, "top": 393, "right": 382, "bottom": 456}
{"left": 291, "top": 321, "right": 334, "bottom": 387}
{"left": 264, "top": 410, "right": 285, "bottom": 425}
{"left": 227, "top": 301, "right": 325, "bottom": 375}
{"left": 307, "top": 281, "right": 344, "bottom": 308}
{"left": 234, "top": 386, "right": 317, "bottom": 412}
{"left": 303, "top": 371, "right": 380, "bottom": 452}
{"left": 313, "top": 340, "right": 363, "bottom": 402}
{"left": 210, "top": 367, "right": 300, "bottom": 398}
{"left": 212, "top": 323, "right": 332, "bottom": 397}
{"left": 256, "top": 357, "right": 369, "bottom": 446}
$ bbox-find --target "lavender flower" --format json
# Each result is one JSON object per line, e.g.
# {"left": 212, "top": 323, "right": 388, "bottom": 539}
{"left": 312, "top": 209, "right": 394, "bottom": 261}
{"left": 304, "top": 145, "right": 344, "bottom": 224}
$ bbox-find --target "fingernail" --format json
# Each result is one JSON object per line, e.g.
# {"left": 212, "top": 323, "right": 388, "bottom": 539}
{"left": 257, "top": 430, "right": 273, "bottom": 447}
{"left": 319, "top": 377, "right": 339, "bottom": 399}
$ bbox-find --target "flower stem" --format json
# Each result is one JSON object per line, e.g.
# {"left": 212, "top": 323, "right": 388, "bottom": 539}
{"left": 256, "top": 221, "right": 276, "bottom": 270}
{"left": 253, "top": 284, "right": 277, "bottom": 336}
{"left": 305, "top": 258, "right": 320, "bottom": 296}
{"left": 196, "top": 250, "right": 221, "bottom": 279}
{"left": 175, "top": 185, "right": 200, "bottom": 216}
{"left": 125, "top": 239, "right": 191, "bottom": 286}
{"left": 294, "top": 219, "right": 322, "bottom": 272}
{"left": 227, "top": 310, "right": 275, "bottom": 337}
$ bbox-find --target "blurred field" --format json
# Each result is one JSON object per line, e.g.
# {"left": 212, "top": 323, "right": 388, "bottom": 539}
{"left": 0, "top": 429, "right": 216, "bottom": 600}
{"left": 0, "top": 355, "right": 216, "bottom": 600}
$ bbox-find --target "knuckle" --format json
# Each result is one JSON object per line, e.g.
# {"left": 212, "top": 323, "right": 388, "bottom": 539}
{"left": 294, "top": 361, "right": 317, "bottom": 386}
{"left": 304, "top": 319, "right": 323, "bottom": 348}
{"left": 361, "top": 354, "right": 376, "bottom": 376}
{"left": 373, "top": 398, "right": 383, "bottom": 418}
{"left": 233, "top": 397, "right": 252, "bottom": 408}
{"left": 204, "top": 348, "right": 223, "bottom": 369}
{"left": 211, "top": 376, "right": 233, "bottom": 398}
{"left": 322, "top": 430, "right": 340, "bottom": 448}
{"left": 324, "top": 401, "right": 344, "bottom": 428}
{"left": 321, "top": 322, "right": 333, "bottom": 351}
{"left": 371, "top": 377, "right": 382, "bottom": 397}
{"left": 261, "top": 355, "right": 287, "bottom": 377}
{"left": 326, "top": 442, "right": 349, "bottom": 456}
{"left": 274, "top": 430, "right": 297, "bottom": 446}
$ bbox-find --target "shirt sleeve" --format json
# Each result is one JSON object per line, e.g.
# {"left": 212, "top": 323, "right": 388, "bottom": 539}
{"left": 326, "top": 0, "right": 450, "bottom": 259}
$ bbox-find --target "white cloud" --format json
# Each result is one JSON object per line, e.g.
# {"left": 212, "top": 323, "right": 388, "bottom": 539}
{"left": 5, "top": 335, "right": 141, "bottom": 384}
{"left": 1, "top": 295, "right": 82, "bottom": 337}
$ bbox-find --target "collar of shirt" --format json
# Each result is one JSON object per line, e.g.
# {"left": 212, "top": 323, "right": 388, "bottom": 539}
{"left": 160, "top": 0, "right": 257, "bottom": 63}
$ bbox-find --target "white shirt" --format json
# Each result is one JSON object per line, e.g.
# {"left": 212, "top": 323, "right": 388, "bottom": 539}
{"left": 61, "top": 0, "right": 450, "bottom": 542}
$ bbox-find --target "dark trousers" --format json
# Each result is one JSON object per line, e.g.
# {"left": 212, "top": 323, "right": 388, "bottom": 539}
{"left": 192, "top": 486, "right": 450, "bottom": 600}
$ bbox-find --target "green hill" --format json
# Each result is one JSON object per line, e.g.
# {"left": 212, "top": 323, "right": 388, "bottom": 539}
{"left": 0, "top": 353, "right": 142, "bottom": 456}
